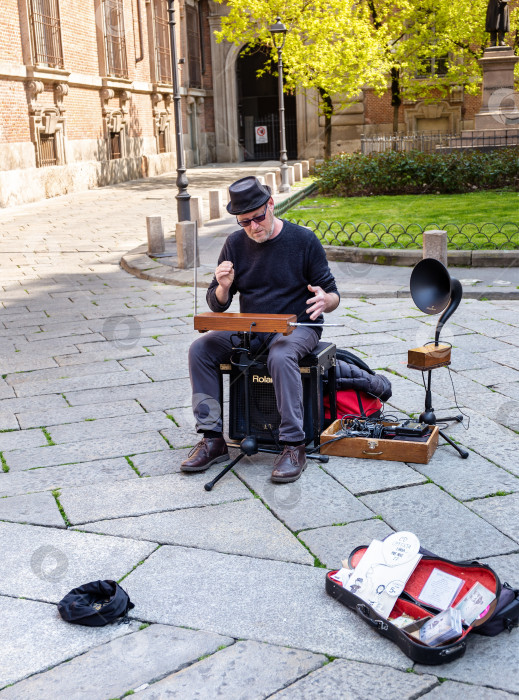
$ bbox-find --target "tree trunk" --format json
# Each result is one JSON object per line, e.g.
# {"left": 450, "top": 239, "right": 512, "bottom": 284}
{"left": 319, "top": 89, "right": 333, "bottom": 159}
{"left": 391, "top": 67, "right": 401, "bottom": 135}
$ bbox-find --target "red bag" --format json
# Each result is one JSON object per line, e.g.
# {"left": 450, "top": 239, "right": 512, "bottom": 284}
{"left": 324, "top": 389, "right": 382, "bottom": 419}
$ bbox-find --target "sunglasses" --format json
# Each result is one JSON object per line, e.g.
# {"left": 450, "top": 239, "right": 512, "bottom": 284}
{"left": 236, "top": 203, "right": 269, "bottom": 228}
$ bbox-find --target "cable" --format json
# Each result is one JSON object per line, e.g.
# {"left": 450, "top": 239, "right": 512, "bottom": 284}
{"left": 447, "top": 366, "right": 470, "bottom": 430}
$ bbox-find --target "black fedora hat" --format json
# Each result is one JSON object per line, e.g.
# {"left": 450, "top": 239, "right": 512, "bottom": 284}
{"left": 226, "top": 176, "right": 272, "bottom": 215}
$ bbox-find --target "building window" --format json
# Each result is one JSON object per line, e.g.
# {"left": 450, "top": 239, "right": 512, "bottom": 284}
{"left": 29, "top": 0, "right": 64, "bottom": 68}
{"left": 416, "top": 54, "right": 448, "bottom": 79}
{"left": 158, "top": 129, "right": 167, "bottom": 154}
{"left": 186, "top": 4, "right": 202, "bottom": 89}
{"left": 38, "top": 133, "right": 58, "bottom": 166}
{"left": 109, "top": 131, "right": 122, "bottom": 159}
{"left": 153, "top": 0, "right": 171, "bottom": 83}
{"left": 104, "top": 0, "right": 128, "bottom": 78}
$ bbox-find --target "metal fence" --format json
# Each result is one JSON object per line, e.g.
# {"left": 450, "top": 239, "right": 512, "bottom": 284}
{"left": 287, "top": 220, "right": 519, "bottom": 250}
{"left": 361, "top": 130, "right": 519, "bottom": 154}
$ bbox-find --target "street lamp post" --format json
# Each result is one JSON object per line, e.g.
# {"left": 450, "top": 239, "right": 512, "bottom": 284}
{"left": 269, "top": 17, "right": 290, "bottom": 194}
{"left": 167, "top": 0, "right": 190, "bottom": 221}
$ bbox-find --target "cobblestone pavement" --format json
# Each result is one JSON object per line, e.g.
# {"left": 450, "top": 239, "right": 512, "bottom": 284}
{"left": 0, "top": 168, "right": 518, "bottom": 698}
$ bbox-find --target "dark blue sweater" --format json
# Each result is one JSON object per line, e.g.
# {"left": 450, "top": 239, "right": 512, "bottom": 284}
{"left": 206, "top": 220, "right": 339, "bottom": 335}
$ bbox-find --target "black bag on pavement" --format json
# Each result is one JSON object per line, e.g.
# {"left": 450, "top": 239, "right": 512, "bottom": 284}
{"left": 58, "top": 580, "right": 134, "bottom": 626}
{"left": 326, "top": 545, "right": 519, "bottom": 664}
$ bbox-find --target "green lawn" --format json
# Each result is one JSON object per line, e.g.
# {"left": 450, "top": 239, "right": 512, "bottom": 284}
{"left": 285, "top": 190, "right": 519, "bottom": 249}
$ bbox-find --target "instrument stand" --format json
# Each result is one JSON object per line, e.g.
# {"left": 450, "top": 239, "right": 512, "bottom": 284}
{"left": 418, "top": 369, "right": 469, "bottom": 459}
{"left": 204, "top": 329, "right": 329, "bottom": 491}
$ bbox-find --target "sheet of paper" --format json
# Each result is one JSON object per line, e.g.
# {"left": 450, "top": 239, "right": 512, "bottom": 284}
{"left": 455, "top": 582, "right": 495, "bottom": 624}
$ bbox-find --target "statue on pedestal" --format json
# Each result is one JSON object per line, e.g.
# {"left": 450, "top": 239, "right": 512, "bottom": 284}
{"left": 486, "top": 0, "right": 510, "bottom": 46}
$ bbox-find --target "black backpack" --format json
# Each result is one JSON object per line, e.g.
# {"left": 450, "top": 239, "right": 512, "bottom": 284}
{"left": 58, "top": 580, "right": 134, "bottom": 626}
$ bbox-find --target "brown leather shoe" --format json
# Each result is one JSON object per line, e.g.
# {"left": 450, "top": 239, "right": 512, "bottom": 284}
{"left": 181, "top": 436, "right": 229, "bottom": 473}
{"left": 271, "top": 444, "right": 307, "bottom": 483}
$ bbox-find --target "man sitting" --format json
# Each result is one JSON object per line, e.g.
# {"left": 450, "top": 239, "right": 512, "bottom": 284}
{"left": 181, "top": 176, "right": 339, "bottom": 483}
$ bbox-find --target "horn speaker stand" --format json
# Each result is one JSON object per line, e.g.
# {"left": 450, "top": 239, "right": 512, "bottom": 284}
{"left": 408, "top": 259, "right": 469, "bottom": 460}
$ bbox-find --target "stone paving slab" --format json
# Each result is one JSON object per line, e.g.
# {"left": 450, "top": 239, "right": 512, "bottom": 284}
{"left": 0, "top": 457, "right": 135, "bottom": 497}
{"left": 47, "top": 411, "right": 171, "bottom": 444}
{"left": 234, "top": 457, "right": 373, "bottom": 531}
{"left": 59, "top": 468, "right": 253, "bottom": 525}
{"left": 361, "top": 483, "right": 517, "bottom": 560}
{"left": 445, "top": 410, "right": 519, "bottom": 477}
{"left": 0, "top": 394, "right": 68, "bottom": 415}
{"left": 160, "top": 425, "right": 200, "bottom": 448}
{"left": 322, "top": 455, "right": 426, "bottom": 496}
{"left": 0, "top": 520, "right": 156, "bottom": 602}
{"left": 4, "top": 360, "right": 124, "bottom": 386}
{"left": 408, "top": 446, "right": 519, "bottom": 501}
{"left": 13, "top": 369, "right": 151, "bottom": 398}
{"left": 138, "top": 639, "right": 325, "bottom": 700}
{"left": 414, "top": 629, "right": 519, "bottom": 694}
{"left": 0, "top": 596, "right": 138, "bottom": 690}
{"left": 0, "top": 428, "right": 47, "bottom": 452}
{"left": 16, "top": 399, "right": 145, "bottom": 429}
{"left": 421, "top": 681, "right": 516, "bottom": 699}
{"left": 3, "top": 431, "right": 168, "bottom": 471}
{"left": 0, "top": 491, "right": 64, "bottom": 527}
{"left": 54, "top": 345, "right": 154, "bottom": 366}
{"left": 480, "top": 553, "right": 519, "bottom": 588}
{"left": 460, "top": 365, "right": 519, "bottom": 387}
{"left": 0, "top": 411, "right": 19, "bottom": 431}
{"left": 0, "top": 381, "right": 15, "bottom": 400}
{"left": 298, "top": 519, "right": 394, "bottom": 569}
{"left": 64, "top": 377, "right": 192, "bottom": 410}
{"left": 271, "top": 658, "right": 438, "bottom": 699}
{"left": 81, "top": 500, "right": 314, "bottom": 564}
{"left": 120, "top": 356, "right": 189, "bottom": 381}
{"left": 130, "top": 448, "right": 194, "bottom": 475}
{"left": 467, "top": 493, "right": 519, "bottom": 544}
{"left": 123, "top": 545, "right": 409, "bottom": 667}
{"left": 0, "top": 624, "right": 234, "bottom": 700}
{"left": 452, "top": 335, "right": 514, "bottom": 354}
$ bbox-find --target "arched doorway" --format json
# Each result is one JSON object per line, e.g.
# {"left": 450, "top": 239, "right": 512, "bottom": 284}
{"left": 236, "top": 46, "right": 297, "bottom": 161}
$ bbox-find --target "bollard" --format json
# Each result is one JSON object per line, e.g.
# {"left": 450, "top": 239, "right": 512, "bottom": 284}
{"left": 176, "top": 221, "right": 199, "bottom": 269}
{"left": 146, "top": 216, "right": 165, "bottom": 256}
{"left": 257, "top": 175, "right": 266, "bottom": 185}
{"left": 423, "top": 230, "right": 448, "bottom": 267}
{"left": 301, "top": 160, "right": 309, "bottom": 177}
{"left": 208, "top": 189, "right": 224, "bottom": 220}
{"left": 190, "top": 196, "right": 203, "bottom": 229}
{"left": 275, "top": 169, "right": 281, "bottom": 187}
{"left": 294, "top": 163, "right": 303, "bottom": 181}
{"left": 265, "top": 172, "right": 277, "bottom": 193}
{"left": 308, "top": 157, "right": 315, "bottom": 172}
{"left": 287, "top": 165, "right": 295, "bottom": 186}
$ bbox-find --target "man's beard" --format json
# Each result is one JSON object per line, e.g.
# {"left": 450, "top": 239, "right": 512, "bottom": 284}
{"left": 246, "top": 216, "right": 275, "bottom": 243}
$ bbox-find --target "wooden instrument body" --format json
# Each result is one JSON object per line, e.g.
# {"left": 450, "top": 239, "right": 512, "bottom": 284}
{"left": 408, "top": 343, "right": 451, "bottom": 370}
{"left": 194, "top": 312, "right": 297, "bottom": 335}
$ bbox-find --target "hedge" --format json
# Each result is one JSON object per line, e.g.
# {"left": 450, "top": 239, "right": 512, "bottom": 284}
{"left": 315, "top": 148, "right": 519, "bottom": 196}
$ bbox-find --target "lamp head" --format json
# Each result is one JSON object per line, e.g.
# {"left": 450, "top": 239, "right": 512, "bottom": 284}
{"left": 269, "top": 17, "right": 287, "bottom": 49}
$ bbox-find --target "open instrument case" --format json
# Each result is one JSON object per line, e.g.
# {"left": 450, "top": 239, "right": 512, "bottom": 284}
{"left": 326, "top": 546, "right": 502, "bottom": 664}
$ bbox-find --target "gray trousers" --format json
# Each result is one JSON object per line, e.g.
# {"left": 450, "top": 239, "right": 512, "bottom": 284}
{"left": 188, "top": 326, "right": 319, "bottom": 443}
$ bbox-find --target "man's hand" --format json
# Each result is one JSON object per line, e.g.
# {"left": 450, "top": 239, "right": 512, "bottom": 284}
{"left": 306, "top": 285, "right": 339, "bottom": 320}
{"left": 215, "top": 261, "right": 234, "bottom": 305}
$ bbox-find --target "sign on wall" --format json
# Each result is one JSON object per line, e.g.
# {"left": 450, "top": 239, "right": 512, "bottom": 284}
{"left": 255, "top": 126, "right": 268, "bottom": 144}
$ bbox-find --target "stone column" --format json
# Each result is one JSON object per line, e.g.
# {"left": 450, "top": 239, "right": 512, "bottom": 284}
{"left": 190, "top": 196, "right": 203, "bottom": 228}
{"left": 146, "top": 216, "right": 165, "bottom": 256}
{"left": 301, "top": 160, "right": 309, "bottom": 177}
{"left": 176, "top": 221, "right": 199, "bottom": 269}
{"left": 287, "top": 165, "right": 295, "bottom": 186}
{"left": 294, "top": 163, "right": 303, "bottom": 181}
{"left": 209, "top": 190, "right": 224, "bottom": 219}
{"left": 423, "top": 230, "right": 447, "bottom": 267}
{"left": 265, "top": 172, "right": 277, "bottom": 193}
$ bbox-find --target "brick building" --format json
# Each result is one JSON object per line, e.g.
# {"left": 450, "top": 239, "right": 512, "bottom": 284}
{"left": 0, "top": 1, "right": 485, "bottom": 207}
{"left": 0, "top": 0, "right": 215, "bottom": 207}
